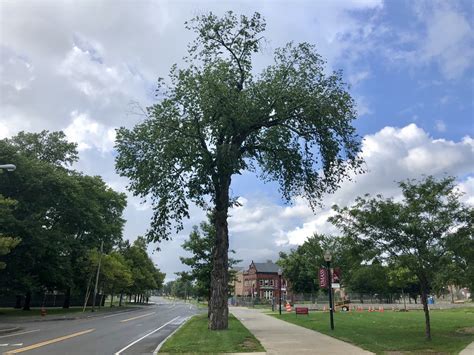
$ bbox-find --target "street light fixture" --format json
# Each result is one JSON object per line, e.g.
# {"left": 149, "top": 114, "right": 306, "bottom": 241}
{"left": 0, "top": 164, "right": 16, "bottom": 172}
{"left": 277, "top": 268, "right": 282, "bottom": 315}
{"left": 324, "top": 250, "right": 335, "bottom": 330}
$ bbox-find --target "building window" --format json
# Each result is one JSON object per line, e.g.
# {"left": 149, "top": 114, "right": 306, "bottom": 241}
{"left": 270, "top": 280, "right": 274, "bottom": 286}
{"left": 259, "top": 280, "right": 263, "bottom": 286}
{"left": 264, "top": 279, "right": 269, "bottom": 286}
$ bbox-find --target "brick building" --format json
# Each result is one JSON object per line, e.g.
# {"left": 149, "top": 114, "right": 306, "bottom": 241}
{"left": 234, "top": 260, "right": 290, "bottom": 301}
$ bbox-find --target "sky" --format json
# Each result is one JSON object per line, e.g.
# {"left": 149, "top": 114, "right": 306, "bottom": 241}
{"left": 1, "top": 0, "right": 473, "bottom": 281}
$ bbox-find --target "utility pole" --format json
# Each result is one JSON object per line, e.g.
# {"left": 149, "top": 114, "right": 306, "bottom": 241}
{"left": 91, "top": 240, "right": 104, "bottom": 312}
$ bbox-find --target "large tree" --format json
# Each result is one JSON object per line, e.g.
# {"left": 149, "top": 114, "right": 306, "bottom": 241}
{"left": 115, "top": 12, "right": 363, "bottom": 329}
{"left": 330, "top": 176, "right": 473, "bottom": 340}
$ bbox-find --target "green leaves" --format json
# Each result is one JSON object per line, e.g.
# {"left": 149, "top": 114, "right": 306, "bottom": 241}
{"left": 115, "top": 12, "right": 363, "bottom": 242}
{"left": 330, "top": 175, "right": 473, "bottom": 292}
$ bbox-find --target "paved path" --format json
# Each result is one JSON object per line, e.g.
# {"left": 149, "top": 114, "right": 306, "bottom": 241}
{"left": 460, "top": 341, "right": 474, "bottom": 355}
{"left": 230, "top": 307, "right": 373, "bottom": 355}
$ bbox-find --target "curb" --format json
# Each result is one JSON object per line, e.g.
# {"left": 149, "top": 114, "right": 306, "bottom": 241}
{"left": 153, "top": 315, "right": 194, "bottom": 354}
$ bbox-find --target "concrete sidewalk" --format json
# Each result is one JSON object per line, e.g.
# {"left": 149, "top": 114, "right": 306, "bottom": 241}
{"left": 230, "top": 307, "right": 373, "bottom": 355}
{"left": 460, "top": 341, "right": 474, "bottom": 355}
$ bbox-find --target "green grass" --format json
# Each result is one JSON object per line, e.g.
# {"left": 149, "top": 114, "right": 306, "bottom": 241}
{"left": 271, "top": 308, "right": 474, "bottom": 354}
{"left": 0, "top": 305, "right": 134, "bottom": 318}
{"left": 159, "top": 313, "right": 265, "bottom": 353}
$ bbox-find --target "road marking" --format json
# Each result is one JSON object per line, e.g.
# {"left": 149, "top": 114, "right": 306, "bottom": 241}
{"left": 11, "top": 344, "right": 22, "bottom": 347}
{"left": 103, "top": 312, "right": 131, "bottom": 319}
{"left": 119, "top": 312, "right": 156, "bottom": 323}
{"left": 114, "top": 316, "right": 180, "bottom": 355}
{"left": 3, "top": 329, "right": 94, "bottom": 354}
{"left": 153, "top": 316, "right": 191, "bottom": 354}
{"left": 0, "top": 330, "right": 40, "bottom": 339}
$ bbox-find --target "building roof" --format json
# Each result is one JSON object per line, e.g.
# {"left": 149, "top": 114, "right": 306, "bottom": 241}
{"left": 253, "top": 261, "right": 280, "bottom": 273}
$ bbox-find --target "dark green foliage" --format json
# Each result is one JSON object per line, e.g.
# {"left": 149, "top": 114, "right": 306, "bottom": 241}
{"left": 180, "top": 217, "right": 241, "bottom": 300}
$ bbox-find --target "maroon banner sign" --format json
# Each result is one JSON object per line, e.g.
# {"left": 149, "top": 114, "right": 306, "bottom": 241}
{"left": 319, "top": 268, "right": 328, "bottom": 288}
{"left": 332, "top": 267, "right": 341, "bottom": 283}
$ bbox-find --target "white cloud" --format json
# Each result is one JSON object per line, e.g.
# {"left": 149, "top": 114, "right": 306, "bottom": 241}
{"left": 348, "top": 70, "right": 371, "bottom": 87}
{"left": 435, "top": 120, "right": 446, "bottom": 132}
{"left": 386, "top": 1, "right": 474, "bottom": 80}
{"left": 225, "top": 124, "right": 474, "bottom": 265}
{"left": 64, "top": 111, "right": 116, "bottom": 153}
{"left": 418, "top": 2, "right": 473, "bottom": 79}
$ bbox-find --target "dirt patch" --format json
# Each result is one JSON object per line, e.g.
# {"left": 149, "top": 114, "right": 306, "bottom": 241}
{"left": 456, "top": 327, "right": 474, "bottom": 335}
{"left": 240, "top": 337, "right": 260, "bottom": 351}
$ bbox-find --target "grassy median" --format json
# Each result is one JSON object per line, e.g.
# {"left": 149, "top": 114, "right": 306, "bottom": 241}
{"left": 159, "top": 313, "right": 264, "bottom": 353}
{"left": 272, "top": 307, "right": 474, "bottom": 354}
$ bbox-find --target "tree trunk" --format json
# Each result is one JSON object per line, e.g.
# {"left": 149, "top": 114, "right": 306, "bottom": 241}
{"left": 110, "top": 293, "right": 114, "bottom": 307}
{"left": 209, "top": 180, "right": 230, "bottom": 330}
{"left": 119, "top": 293, "right": 123, "bottom": 307}
{"left": 63, "top": 287, "right": 71, "bottom": 309}
{"left": 14, "top": 295, "right": 22, "bottom": 309}
{"left": 421, "top": 288, "right": 431, "bottom": 341}
{"left": 23, "top": 291, "right": 31, "bottom": 311}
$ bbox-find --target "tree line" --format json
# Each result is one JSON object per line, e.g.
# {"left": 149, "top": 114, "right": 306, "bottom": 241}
{"left": 0, "top": 131, "right": 164, "bottom": 310}
{"left": 279, "top": 176, "right": 473, "bottom": 340}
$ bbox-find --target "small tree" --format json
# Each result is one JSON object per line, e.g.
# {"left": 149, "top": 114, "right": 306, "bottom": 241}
{"left": 115, "top": 12, "right": 363, "bottom": 329}
{"left": 180, "top": 216, "right": 240, "bottom": 308}
{"left": 330, "top": 176, "right": 473, "bottom": 340}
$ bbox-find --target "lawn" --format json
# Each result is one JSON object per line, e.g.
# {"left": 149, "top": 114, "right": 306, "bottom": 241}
{"left": 272, "top": 307, "right": 474, "bottom": 354}
{"left": 159, "top": 313, "right": 265, "bottom": 353}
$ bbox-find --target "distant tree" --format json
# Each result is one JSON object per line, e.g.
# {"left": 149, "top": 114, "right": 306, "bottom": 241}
{"left": 330, "top": 176, "right": 473, "bottom": 340}
{"left": 122, "top": 238, "right": 164, "bottom": 303}
{"left": 278, "top": 233, "right": 366, "bottom": 295}
{"left": 116, "top": 11, "right": 363, "bottom": 329}
{"left": 100, "top": 252, "right": 133, "bottom": 307}
{"left": 0, "top": 195, "right": 21, "bottom": 270}
{"left": 6, "top": 130, "right": 78, "bottom": 166}
{"left": 348, "top": 262, "right": 389, "bottom": 302}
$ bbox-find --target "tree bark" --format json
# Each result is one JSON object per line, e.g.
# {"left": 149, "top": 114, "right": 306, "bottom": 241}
{"left": 23, "top": 291, "right": 31, "bottom": 311}
{"left": 209, "top": 179, "right": 230, "bottom": 330}
{"left": 110, "top": 293, "right": 114, "bottom": 307}
{"left": 119, "top": 293, "right": 123, "bottom": 307}
{"left": 420, "top": 288, "right": 431, "bottom": 341}
{"left": 63, "top": 287, "right": 71, "bottom": 309}
{"left": 14, "top": 295, "right": 22, "bottom": 309}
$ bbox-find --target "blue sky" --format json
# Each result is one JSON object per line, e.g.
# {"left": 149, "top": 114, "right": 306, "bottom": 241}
{"left": 1, "top": 0, "right": 473, "bottom": 279}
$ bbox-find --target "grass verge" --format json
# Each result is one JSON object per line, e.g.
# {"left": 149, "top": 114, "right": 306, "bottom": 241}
{"left": 271, "top": 307, "right": 474, "bottom": 354}
{"left": 159, "top": 313, "right": 264, "bottom": 353}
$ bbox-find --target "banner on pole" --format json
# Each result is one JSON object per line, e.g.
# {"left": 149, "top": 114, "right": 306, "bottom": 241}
{"left": 319, "top": 268, "right": 328, "bottom": 288}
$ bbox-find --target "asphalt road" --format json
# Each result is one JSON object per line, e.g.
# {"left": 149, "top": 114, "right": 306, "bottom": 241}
{"left": 0, "top": 297, "right": 199, "bottom": 355}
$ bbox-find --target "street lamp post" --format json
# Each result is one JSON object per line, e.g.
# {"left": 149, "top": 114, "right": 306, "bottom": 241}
{"left": 278, "top": 268, "right": 282, "bottom": 315}
{"left": 324, "top": 251, "right": 334, "bottom": 330}
{"left": 0, "top": 164, "right": 16, "bottom": 171}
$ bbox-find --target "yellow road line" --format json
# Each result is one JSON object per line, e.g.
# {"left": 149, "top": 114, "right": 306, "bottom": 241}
{"left": 120, "top": 312, "right": 156, "bottom": 323}
{"left": 4, "top": 329, "right": 95, "bottom": 354}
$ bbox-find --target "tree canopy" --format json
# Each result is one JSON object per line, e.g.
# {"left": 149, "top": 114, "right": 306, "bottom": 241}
{"left": 0, "top": 131, "right": 163, "bottom": 310}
